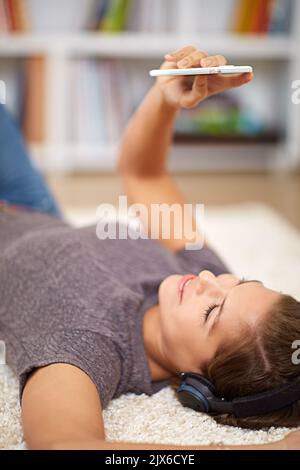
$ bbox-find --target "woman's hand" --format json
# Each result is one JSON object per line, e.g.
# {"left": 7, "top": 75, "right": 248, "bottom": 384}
{"left": 156, "top": 45, "right": 253, "bottom": 110}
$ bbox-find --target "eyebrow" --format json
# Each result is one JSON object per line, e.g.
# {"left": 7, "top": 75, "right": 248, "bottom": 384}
{"left": 209, "top": 279, "right": 263, "bottom": 335}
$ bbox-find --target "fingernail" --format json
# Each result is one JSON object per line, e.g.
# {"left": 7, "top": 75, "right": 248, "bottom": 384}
{"left": 178, "top": 58, "right": 189, "bottom": 67}
{"left": 203, "top": 59, "right": 212, "bottom": 66}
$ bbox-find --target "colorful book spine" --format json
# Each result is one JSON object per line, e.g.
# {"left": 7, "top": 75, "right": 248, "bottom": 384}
{"left": 249, "top": 0, "right": 264, "bottom": 32}
{"left": 233, "top": 0, "right": 286, "bottom": 34}
{"left": 234, "top": 0, "right": 256, "bottom": 33}
{"left": 0, "top": 0, "right": 9, "bottom": 32}
{"left": 255, "top": 0, "right": 275, "bottom": 33}
{"left": 22, "top": 57, "right": 46, "bottom": 143}
{"left": 0, "top": 0, "right": 294, "bottom": 35}
{"left": 269, "top": 0, "right": 293, "bottom": 33}
{"left": 3, "top": 0, "right": 13, "bottom": 31}
{"left": 93, "top": 0, "right": 109, "bottom": 30}
{"left": 0, "top": 0, "right": 29, "bottom": 32}
{"left": 14, "top": 0, "right": 29, "bottom": 32}
{"left": 99, "top": 0, "right": 130, "bottom": 32}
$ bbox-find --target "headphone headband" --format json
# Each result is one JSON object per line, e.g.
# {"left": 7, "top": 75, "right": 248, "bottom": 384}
{"left": 233, "top": 381, "right": 300, "bottom": 417}
{"left": 178, "top": 372, "right": 300, "bottom": 418}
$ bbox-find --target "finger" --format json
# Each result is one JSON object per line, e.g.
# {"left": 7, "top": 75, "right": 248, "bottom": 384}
{"left": 200, "top": 55, "right": 227, "bottom": 67}
{"left": 193, "top": 75, "right": 208, "bottom": 98}
{"left": 164, "top": 45, "right": 196, "bottom": 61}
{"left": 160, "top": 59, "right": 178, "bottom": 70}
{"left": 208, "top": 72, "right": 253, "bottom": 96}
{"left": 177, "top": 50, "right": 209, "bottom": 69}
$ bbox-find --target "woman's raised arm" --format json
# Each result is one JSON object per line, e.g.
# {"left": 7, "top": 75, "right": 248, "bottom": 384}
{"left": 118, "top": 46, "right": 253, "bottom": 252}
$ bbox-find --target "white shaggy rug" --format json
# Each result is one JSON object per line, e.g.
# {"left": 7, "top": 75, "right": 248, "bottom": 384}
{"left": 1, "top": 203, "right": 300, "bottom": 449}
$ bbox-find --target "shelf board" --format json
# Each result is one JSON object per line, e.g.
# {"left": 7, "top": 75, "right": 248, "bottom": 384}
{"left": 174, "top": 132, "right": 281, "bottom": 145}
{"left": 0, "top": 32, "right": 295, "bottom": 59}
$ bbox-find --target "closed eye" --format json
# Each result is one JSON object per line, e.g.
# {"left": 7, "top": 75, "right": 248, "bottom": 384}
{"left": 202, "top": 278, "right": 248, "bottom": 323}
{"left": 203, "top": 303, "right": 218, "bottom": 321}
{"left": 203, "top": 278, "right": 246, "bottom": 322}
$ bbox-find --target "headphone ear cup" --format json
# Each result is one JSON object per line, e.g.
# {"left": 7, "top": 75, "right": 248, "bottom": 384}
{"left": 177, "top": 373, "right": 218, "bottom": 413}
{"left": 182, "top": 372, "right": 217, "bottom": 396}
{"left": 177, "top": 383, "right": 210, "bottom": 412}
{"left": 192, "top": 375, "right": 217, "bottom": 396}
{"left": 177, "top": 372, "right": 216, "bottom": 413}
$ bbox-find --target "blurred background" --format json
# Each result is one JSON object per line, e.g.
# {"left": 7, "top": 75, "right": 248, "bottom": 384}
{"left": 0, "top": 0, "right": 299, "bottom": 228}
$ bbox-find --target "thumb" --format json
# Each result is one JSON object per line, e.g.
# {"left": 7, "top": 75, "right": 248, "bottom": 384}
{"left": 227, "top": 72, "right": 254, "bottom": 89}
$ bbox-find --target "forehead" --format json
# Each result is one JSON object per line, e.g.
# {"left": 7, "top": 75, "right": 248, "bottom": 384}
{"left": 221, "top": 282, "right": 279, "bottom": 332}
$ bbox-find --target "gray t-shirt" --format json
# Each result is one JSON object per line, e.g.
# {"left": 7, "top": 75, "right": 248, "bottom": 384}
{"left": 0, "top": 210, "right": 230, "bottom": 408}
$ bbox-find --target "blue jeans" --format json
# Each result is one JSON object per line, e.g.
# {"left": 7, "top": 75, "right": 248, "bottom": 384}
{"left": 0, "top": 104, "right": 61, "bottom": 217}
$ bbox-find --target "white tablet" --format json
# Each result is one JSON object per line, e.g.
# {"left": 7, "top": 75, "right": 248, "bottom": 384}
{"left": 149, "top": 65, "right": 253, "bottom": 77}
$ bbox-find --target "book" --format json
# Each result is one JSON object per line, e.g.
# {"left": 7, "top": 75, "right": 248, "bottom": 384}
{"left": 3, "top": 0, "right": 13, "bottom": 31}
{"left": 233, "top": 0, "right": 254, "bottom": 32}
{"left": 100, "top": 0, "right": 130, "bottom": 32}
{"left": 249, "top": 0, "right": 275, "bottom": 34}
{"left": 233, "top": 0, "right": 292, "bottom": 34}
{"left": 91, "top": 0, "right": 109, "bottom": 30}
{"left": 249, "top": 0, "right": 263, "bottom": 32}
{"left": 0, "top": 0, "right": 9, "bottom": 32}
{"left": 2, "top": 0, "right": 29, "bottom": 32}
{"left": 14, "top": 0, "right": 30, "bottom": 31}
{"left": 22, "top": 57, "right": 46, "bottom": 143}
{"left": 269, "top": 0, "right": 293, "bottom": 33}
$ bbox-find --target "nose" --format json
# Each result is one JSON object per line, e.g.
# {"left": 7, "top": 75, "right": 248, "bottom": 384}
{"left": 196, "top": 270, "right": 224, "bottom": 296}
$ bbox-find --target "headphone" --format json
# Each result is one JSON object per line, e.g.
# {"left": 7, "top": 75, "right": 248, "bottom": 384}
{"left": 177, "top": 372, "right": 300, "bottom": 418}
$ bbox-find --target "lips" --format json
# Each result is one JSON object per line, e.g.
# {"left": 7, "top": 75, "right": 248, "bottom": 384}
{"left": 178, "top": 274, "right": 197, "bottom": 303}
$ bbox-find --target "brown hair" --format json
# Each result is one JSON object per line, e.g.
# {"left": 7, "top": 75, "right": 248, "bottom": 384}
{"left": 203, "top": 293, "right": 300, "bottom": 429}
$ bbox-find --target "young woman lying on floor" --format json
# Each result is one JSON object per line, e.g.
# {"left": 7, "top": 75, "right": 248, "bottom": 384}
{"left": 0, "top": 46, "right": 300, "bottom": 450}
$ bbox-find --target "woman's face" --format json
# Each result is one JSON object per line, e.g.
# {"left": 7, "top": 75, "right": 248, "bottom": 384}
{"left": 158, "top": 271, "right": 280, "bottom": 374}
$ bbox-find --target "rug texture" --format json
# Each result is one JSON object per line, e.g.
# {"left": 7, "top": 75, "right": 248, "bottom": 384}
{"left": 1, "top": 203, "right": 300, "bottom": 449}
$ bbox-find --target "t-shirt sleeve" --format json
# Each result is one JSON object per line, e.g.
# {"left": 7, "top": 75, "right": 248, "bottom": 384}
{"left": 18, "top": 329, "right": 122, "bottom": 409}
{"left": 175, "top": 243, "right": 231, "bottom": 276}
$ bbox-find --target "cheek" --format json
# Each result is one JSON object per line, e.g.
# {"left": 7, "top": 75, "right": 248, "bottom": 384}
{"left": 158, "top": 276, "right": 187, "bottom": 345}
{"left": 158, "top": 275, "right": 181, "bottom": 311}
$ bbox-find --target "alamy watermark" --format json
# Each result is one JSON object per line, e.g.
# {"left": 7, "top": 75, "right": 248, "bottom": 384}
{"left": 291, "top": 80, "right": 300, "bottom": 105}
{"left": 95, "top": 196, "right": 205, "bottom": 250}
{"left": 291, "top": 340, "right": 300, "bottom": 365}
{"left": 0, "top": 80, "right": 6, "bottom": 105}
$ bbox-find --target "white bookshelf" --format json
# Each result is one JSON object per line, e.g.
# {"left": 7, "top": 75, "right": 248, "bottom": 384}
{"left": 0, "top": 33, "right": 296, "bottom": 59}
{"left": 0, "top": 2, "right": 300, "bottom": 172}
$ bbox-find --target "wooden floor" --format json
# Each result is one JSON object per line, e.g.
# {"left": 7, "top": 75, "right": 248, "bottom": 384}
{"left": 48, "top": 171, "right": 300, "bottom": 231}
